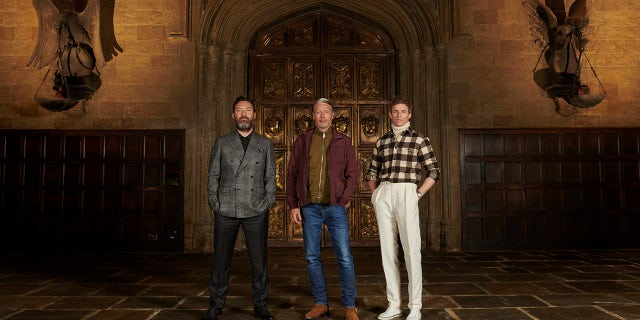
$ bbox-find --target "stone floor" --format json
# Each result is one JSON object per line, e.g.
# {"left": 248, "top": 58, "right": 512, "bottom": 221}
{"left": 1, "top": 247, "right": 640, "bottom": 320}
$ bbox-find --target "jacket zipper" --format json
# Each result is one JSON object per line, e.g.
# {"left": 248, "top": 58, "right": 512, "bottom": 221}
{"left": 318, "top": 132, "right": 325, "bottom": 202}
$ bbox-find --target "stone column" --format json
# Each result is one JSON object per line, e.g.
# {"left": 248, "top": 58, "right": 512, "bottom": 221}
{"left": 435, "top": 44, "right": 452, "bottom": 251}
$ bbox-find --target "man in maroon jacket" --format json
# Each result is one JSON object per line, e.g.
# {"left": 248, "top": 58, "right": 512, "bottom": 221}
{"left": 287, "top": 98, "right": 360, "bottom": 320}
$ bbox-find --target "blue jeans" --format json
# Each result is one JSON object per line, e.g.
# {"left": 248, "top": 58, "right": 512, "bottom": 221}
{"left": 301, "top": 204, "right": 356, "bottom": 308}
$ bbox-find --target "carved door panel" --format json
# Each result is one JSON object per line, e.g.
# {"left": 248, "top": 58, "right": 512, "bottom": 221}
{"left": 250, "top": 11, "right": 394, "bottom": 246}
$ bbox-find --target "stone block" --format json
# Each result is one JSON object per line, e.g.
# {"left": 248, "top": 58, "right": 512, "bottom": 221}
{"left": 474, "top": 11, "right": 498, "bottom": 25}
{"left": 93, "top": 117, "right": 135, "bottom": 129}
{"left": 0, "top": 86, "right": 10, "bottom": 101}
{"left": 574, "top": 115, "right": 601, "bottom": 127}
{"left": 448, "top": 82, "right": 470, "bottom": 99}
{"left": 0, "top": 27, "right": 14, "bottom": 40}
{"left": 493, "top": 115, "right": 513, "bottom": 127}
{"left": 0, "top": 118, "right": 11, "bottom": 128}
{"left": 137, "top": 25, "right": 166, "bottom": 40}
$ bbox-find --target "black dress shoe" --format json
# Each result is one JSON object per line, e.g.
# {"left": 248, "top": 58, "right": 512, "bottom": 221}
{"left": 201, "top": 308, "right": 222, "bottom": 320}
{"left": 254, "top": 305, "right": 275, "bottom": 320}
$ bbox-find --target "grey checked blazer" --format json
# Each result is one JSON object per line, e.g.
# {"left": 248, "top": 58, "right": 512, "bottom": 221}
{"left": 207, "top": 131, "right": 276, "bottom": 218}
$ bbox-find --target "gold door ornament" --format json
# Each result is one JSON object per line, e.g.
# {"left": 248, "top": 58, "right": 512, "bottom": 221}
{"left": 332, "top": 107, "right": 352, "bottom": 137}
{"left": 263, "top": 107, "right": 285, "bottom": 146}
{"left": 360, "top": 106, "right": 384, "bottom": 144}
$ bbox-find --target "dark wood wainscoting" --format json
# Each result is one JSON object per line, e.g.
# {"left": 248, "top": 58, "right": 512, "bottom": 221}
{"left": 0, "top": 130, "right": 184, "bottom": 251}
{"left": 461, "top": 129, "right": 640, "bottom": 251}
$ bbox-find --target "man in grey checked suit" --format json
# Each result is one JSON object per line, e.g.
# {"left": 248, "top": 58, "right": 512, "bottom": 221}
{"left": 203, "top": 96, "right": 277, "bottom": 320}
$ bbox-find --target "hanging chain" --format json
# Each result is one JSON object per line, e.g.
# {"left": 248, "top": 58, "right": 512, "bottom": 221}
{"left": 33, "top": 64, "right": 53, "bottom": 98}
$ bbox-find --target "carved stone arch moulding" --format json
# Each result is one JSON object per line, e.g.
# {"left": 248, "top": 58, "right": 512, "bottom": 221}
{"left": 195, "top": 0, "right": 451, "bottom": 250}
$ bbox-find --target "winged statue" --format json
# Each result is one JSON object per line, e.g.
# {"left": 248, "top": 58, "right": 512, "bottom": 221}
{"left": 28, "top": 0, "right": 122, "bottom": 71}
{"left": 27, "top": 0, "right": 122, "bottom": 111}
{"left": 522, "top": 0, "right": 605, "bottom": 108}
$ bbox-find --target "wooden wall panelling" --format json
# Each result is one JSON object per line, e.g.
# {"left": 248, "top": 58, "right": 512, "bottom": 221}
{"left": 0, "top": 130, "right": 184, "bottom": 251}
{"left": 461, "top": 129, "right": 640, "bottom": 251}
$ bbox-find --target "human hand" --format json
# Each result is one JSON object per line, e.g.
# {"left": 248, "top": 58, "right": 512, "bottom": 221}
{"left": 290, "top": 208, "right": 302, "bottom": 225}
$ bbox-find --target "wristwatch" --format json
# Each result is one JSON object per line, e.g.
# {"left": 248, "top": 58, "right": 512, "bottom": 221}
{"left": 417, "top": 191, "right": 423, "bottom": 198}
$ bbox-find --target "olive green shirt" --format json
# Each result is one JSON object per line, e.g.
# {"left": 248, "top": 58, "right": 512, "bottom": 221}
{"left": 306, "top": 128, "right": 332, "bottom": 204}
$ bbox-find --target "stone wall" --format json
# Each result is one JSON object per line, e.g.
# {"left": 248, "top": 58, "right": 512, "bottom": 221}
{"left": 0, "top": 1, "right": 195, "bottom": 128}
{"left": 448, "top": 1, "right": 640, "bottom": 126}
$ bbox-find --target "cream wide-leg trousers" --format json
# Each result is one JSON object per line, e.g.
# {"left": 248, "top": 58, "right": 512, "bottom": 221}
{"left": 371, "top": 181, "right": 422, "bottom": 310}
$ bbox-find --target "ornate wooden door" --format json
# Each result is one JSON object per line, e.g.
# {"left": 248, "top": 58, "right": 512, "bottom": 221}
{"left": 250, "top": 11, "right": 394, "bottom": 246}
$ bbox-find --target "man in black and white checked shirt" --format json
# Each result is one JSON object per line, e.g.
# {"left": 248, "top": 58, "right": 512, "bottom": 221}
{"left": 366, "top": 96, "right": 440, "bottom": 320}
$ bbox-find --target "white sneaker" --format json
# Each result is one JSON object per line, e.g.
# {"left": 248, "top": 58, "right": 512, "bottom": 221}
{"left": 405, "top": 308, "right": 421, "bottom": 320}
{"left": 378, "top": 307, "right": 402, "bottom": 319}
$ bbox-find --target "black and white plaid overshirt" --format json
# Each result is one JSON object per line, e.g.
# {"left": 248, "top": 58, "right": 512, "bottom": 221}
{"left": 366, "top": 127, "right": 440, "bottom": 184}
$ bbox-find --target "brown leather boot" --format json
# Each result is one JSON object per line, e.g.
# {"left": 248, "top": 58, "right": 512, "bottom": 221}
{"left": 305, "top": 304, "right": 330, "bottom": 319}
{"left": 344, "top": 307, "right": 359, "bottom": 320}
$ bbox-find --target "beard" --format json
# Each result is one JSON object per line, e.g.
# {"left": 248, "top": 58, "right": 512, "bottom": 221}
{"left": 235, "top": 118, "right": 255, "bottom": 131}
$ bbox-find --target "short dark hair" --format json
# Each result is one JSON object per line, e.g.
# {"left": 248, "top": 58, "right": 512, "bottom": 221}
{"left": 389, "top": 95, "right": 412, "bottom": 113}
{"left": 233, "top": 96, "right": 256, "bottom": 111}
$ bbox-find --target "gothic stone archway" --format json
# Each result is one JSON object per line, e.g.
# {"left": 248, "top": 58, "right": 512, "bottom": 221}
{"left": 192, "top": 0, "right": 452, "bottom": 252}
